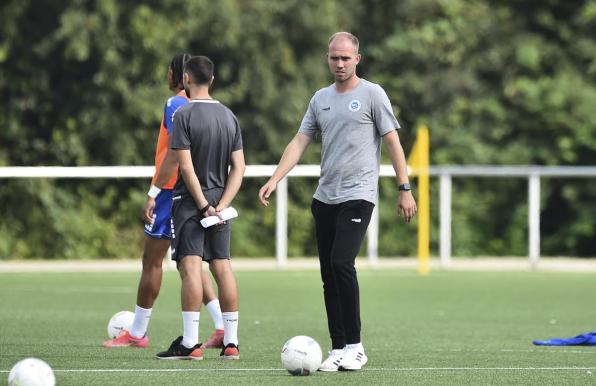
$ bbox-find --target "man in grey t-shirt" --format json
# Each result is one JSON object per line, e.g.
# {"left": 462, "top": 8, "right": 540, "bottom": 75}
{"left": 259, "top": 32, "right": 417, "bottom": 371}
{"left": 156, "top": 56, "right": 245, "bottom": 361}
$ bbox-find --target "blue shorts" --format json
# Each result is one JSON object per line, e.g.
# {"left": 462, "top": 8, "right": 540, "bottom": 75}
{"left": 144, "top": 189, "right": 174, "bottom": 239}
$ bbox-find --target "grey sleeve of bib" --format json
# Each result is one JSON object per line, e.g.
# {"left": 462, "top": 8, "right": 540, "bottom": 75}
{"left": 171, "top": 110, "right": 191, "bottom": 150}
{"left": 298, "top": 96, "right": 319, "bottom": 139}
{"left": 371, "top": 84, "right": 400, "bottom": 136}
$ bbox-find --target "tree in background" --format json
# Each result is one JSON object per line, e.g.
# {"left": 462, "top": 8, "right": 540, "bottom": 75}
{"left": 0, "top": 0, "right": 594, "bottom": 259}
{"left": 356, "top": 0, "right": 596, "bottom": 256}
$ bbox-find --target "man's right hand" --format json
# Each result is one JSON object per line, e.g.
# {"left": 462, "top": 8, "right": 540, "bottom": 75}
{"left": 258, "top": 180, "right": 277, "bottom": 207}
{"left": 204, "top": 205, "right": 219, "bottom": 218}
{"left": 143, "top": 197, "right": 156, "bottom": 225}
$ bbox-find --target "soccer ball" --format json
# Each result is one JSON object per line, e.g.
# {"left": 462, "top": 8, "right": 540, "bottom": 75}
{"left": 280, "top": 335, "right": 322, "bottom": 376}
{"left": 8, "top": 357, "right": 55, "bottom": 386}
{"left": 107, "top": 310, "right": 135, "bottom": 338}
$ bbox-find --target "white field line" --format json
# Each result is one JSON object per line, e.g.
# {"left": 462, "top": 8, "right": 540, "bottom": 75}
{"left": 365, "top": 348, "right": 596, "bottom": 355}
{"left": 365, "top": 367, "right": 596, "bottom": 371}
{"left": 1, "top": 367, "right": 595, "bottom": 373}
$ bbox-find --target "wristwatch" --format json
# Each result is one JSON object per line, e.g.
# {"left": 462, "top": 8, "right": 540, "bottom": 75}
{"left": 398, "top": 183, "right": 411, "bottom": 192}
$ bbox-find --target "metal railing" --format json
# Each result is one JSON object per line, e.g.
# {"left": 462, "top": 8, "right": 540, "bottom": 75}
{"left": 2, "top": 165, "right": 595, "bottom": 267}
{"left": 267, "top": 165, "right": 596, "bottom": 268}
{"left": 427, "top": 166, "right": 596, "bottom": 268}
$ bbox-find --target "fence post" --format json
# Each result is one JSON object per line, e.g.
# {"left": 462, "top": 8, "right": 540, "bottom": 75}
{"left": 276, "top": 177, "right": 288, "bottom": 267}
{"left": 440, "top": 173, "right": 452, "bottom": 267}
{"left": 528, "top": 174, "right": 541, "bottom": 268}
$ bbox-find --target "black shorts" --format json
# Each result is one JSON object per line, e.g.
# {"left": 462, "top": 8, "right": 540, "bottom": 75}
{"left": 171, "top": 195, "right": 231, "bottom": 262}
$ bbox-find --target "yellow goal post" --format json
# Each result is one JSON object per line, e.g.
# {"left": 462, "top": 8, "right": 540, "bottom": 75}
{"left": 407, "top": 126, "right": 430, "bottom": 275}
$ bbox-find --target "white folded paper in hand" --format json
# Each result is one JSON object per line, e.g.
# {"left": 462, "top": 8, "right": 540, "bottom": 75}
{"left": 200, "top": 207, "right": 238, "bottom": 228}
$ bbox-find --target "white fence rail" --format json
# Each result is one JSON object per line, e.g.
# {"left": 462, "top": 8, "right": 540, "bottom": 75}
{"left": 429, "top": 166, "right": 596, "bottom": 268}
{"left": 2, "top": 165, "right": 596, "bottom": 268}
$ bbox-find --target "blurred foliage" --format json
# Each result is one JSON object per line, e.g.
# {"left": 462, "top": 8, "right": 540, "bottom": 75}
{"left": 0, "top": 0, "right": 594, "bottom": 259}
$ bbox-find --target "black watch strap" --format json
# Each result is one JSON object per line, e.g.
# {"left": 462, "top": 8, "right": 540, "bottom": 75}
{"left": 398, "top": 183, "right": 411, "bottom": 191}
{"left": 199, "top": 204, "right": 211, "bottom": 214}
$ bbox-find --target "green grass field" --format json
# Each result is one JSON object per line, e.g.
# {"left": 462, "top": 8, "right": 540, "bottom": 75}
{"left": 1, "top": 266, "right": 596, "bottom": 385}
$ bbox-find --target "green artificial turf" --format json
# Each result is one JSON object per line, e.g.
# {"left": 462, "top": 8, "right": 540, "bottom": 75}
{"left": 1, "top": 267, "right": 595, "bottom": 385}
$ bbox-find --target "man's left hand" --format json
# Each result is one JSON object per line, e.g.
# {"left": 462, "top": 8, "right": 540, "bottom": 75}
{"left": 143, "top": 197, "right": 156, "bottom": 225}
{"left": 397, "top": 192, "right": 417, "bottom": 223}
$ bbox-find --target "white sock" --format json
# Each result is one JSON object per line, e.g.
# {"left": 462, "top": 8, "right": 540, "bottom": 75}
{"left": 222, "top": 311, "right": 239, "bottom": 346}
{"left": 205, "top": 299, "right": 224, "bottom": 330}
{"left": 181, "top": 311, "right": 200, "bottom": 349}
{"left": 346, "top": 342, "right": 364, "bottom": 351}
{"left": 129, "top": 305, "right": 152, "bottom": 338}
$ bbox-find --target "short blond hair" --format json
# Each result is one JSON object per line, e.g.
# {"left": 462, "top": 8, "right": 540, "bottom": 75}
{"left": 328, "top": 32, "right": 359, "bottom": 52}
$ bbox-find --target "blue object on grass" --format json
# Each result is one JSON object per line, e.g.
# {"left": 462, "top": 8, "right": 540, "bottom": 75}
{"left": 533, "top": 331, "right": 596, "bottom": 346}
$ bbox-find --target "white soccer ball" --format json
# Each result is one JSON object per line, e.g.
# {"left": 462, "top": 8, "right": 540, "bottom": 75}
{"left": 8, "top": 357, "right": 55, "bottom": 386}
{"left": 281, "top": 335, "right": 323, "bottom": 376}
{"left": 107, "top": 310, "right": 135, "bottom": 338}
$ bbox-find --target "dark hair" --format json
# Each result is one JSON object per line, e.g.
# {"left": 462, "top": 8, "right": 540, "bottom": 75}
{"left": 169, "top": 53, "right": 191, "bottom": 88}
{"left": 184, "top": 56, "right": 214, "bottom": 86}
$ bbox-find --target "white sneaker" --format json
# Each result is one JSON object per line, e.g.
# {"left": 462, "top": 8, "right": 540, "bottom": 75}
{"left": 318, "top": 348, "right": 344, "bottom": 372}
{"left": 339, "top": 343, "right": 368, "bottom": 371}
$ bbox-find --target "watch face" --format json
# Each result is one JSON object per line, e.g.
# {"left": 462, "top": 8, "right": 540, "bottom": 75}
{"left": 399, "top": 183, "right": 411, "bottom": 191}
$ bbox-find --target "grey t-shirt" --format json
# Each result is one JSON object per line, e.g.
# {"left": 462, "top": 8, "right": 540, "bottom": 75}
{"left": 171, "top": 100, "right": 243, "bottom": 204}
{"left": 298, "top": 79, "right": 400, "bottom": 205}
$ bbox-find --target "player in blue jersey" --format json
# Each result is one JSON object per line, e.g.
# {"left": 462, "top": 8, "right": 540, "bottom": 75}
{"left": 104, "top": 53, "right": 224, "bottom": 349}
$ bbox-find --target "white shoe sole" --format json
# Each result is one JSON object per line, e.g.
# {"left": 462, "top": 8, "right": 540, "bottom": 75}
{"left": 318, "top": 367, "right": 339, "bottom": 372}
{"left": 339, "top": 356, "right": 368, "bottom": 371}
{"left": 155, "top": 356, "right": 203, "bottom": 360}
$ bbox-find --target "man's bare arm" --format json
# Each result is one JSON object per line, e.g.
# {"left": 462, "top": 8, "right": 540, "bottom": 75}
{"left": 142, "top": 135, "right": 179, "bottom": 224}
{"left": 258, "top": 133, "right": 311, "bottom": 206}
{"left": 176, "top": 149, "right": 210, "bottom": 215}
{"left": 383, "top": 130, "right": 417, "bottom": 223}
{"left": 216, "top": 149, "right": 246, "bottom": 211}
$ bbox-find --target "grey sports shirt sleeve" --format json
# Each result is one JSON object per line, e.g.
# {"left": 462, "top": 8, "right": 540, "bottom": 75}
{"left": 171, "top": 109, "right": 190, "bottom": 150}
{"left": 371, "top": 84, "right": 400, "bottom": 136}
{"left": 232, "top": 115, "right": 243, "bottom": 151}
{"left": 298, "top": 96, "right": 319, "bottom": 138}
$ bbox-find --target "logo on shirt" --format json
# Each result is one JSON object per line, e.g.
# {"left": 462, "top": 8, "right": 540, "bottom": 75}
{"left": 351, "top": 218, "right": 362, "bottom": 223}
{"left": 349, "top": 100, "right": 362, "bottom": 112}
{"left": 322, "top": 106, "right": 331, "bottom": 111}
